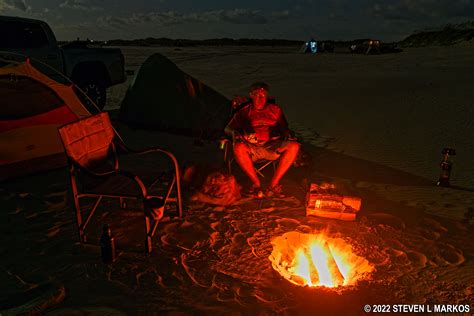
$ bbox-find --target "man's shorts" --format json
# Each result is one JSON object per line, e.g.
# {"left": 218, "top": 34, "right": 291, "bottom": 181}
{"left": 246, "top": 140, "right": 290, "bottom": 162}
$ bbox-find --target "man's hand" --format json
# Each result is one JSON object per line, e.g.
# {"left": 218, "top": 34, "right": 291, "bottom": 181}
{"left": 245, "top": 133, "right": 259, "bottom": 144}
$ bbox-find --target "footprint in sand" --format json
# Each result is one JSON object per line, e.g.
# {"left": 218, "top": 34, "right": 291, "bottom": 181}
{"left": 385, "top": 238, "right": 407, "bottom": 250}
{"left": 1, "top": 282, "right": 65, "bottom": 316}
{"left": 247, "top": 236, "right": 270, "bottom": 258}
{"left": 210, "top": 221, "right": 225, "bottom": 232}
{"left": 422, "top": 217, "right": 448, "bottom": 233}
{"left": 384, "top": 248, "right": 410, "bottom": 266}
{"left": 46, "top": 306, "right": 127, "bottom": 315}
{"left": 418, "top": 217, "right": 450, "bottom": 240}
{"left": 229, "top": 233, "right": 247, "bottom": 255}
{"left": 419, "top": 229, "right": 441, "bottom": 240}
{"left": 406, "top": 250, "right": 428, "bottom": 268}
{"left": 44, "top": 191, "right": 67, "bottom": 204}
{"left": 367, "top": 213, "right": 406, "bottom": 230}
{"left": 209, "top": 231, "right": 225, "bottom": 250}
{"left": 436, "top": 244, "right": 465, "bottom": 266}
{"left": 46, "top": 226, "right": 61, "bottom": 238}
{"left": 275, "top": 218, "right": 300, "bottom": 230}
{"left": 443, "top": 203, "right": 455, "bottom": 209}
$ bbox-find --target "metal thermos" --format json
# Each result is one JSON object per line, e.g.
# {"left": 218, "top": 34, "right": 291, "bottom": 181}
{"left": 436, "top": 148, "right": 456, "bottom": 187}
{"left": 100, "top": 224, "right": 116, "bottom": 264}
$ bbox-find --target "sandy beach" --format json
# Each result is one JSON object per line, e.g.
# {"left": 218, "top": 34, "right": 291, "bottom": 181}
{"left": 1, "top": 43, "right": 474, "bottom": 315}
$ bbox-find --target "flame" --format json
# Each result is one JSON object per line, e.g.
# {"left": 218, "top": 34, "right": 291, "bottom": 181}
{"left": 269, "top": 232, "right": 374, "bottom": 288}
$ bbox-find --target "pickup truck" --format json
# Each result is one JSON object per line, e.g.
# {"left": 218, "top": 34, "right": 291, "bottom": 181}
{"left": 0, "top": 15, "right": 126, "bottom": 109}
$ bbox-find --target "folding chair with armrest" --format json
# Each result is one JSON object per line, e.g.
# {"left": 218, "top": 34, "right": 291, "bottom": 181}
{"left": 58, "top": 112, "right": 183, "bottom": 253}
{"left": 219, "top": 95, "right": 279, "bottom": 177}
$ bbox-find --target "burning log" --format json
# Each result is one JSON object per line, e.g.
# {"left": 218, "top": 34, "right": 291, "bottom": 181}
{"left": 306, "top": 250, "right": 320, "bottom": 286}
{"left": 324, "top": 242, "right": 345, "bottom": 287}
{"left": 269, "top": 232, "right": 374, "bottom": 288}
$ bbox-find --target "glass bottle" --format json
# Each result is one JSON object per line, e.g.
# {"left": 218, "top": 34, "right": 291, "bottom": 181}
{"left": 100, "top": 224, "right": 116, "bottom": 264}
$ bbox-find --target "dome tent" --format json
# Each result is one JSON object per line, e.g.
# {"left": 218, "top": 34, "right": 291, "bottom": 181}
{"left": 119, "top": 53, "right": 230, "bottom": 140}
{"left": 300, "top": 38, "right": 334, "bottom": 53}
{"left": 0, "top": 53, "right": 95, "bottom": 180}
{"left": 300, "top": 38, "right": 318, "bottom": 53}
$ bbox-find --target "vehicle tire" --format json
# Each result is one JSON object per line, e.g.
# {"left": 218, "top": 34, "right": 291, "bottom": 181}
{"left": 78, "top": 80, "right": 107, "bottom": 110}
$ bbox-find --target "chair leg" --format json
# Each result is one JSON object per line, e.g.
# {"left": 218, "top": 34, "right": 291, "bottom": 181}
{"left": 73, "top": 195, "right": 86, "bottom": 243}
{"left": 120, "top": 197, "right": 126, "bottom": 209}
{"left": 226, "top": 145, "right": 232, "bottom": 174}
{"left": 227, "top": 158, "right": 232, "bottom": 174}
{"left": 174, "top": 163, "right": 183, "bottom": 219}
{"left": 165, "top": 176, "right": 176, "bottom": 203}
{"left": 256, "top": 160, "right": 274, "bottom": 178}
{"left": 71, "top": 178, "right": 86, "bottom": 243}
{"left": 144, "top": 209, "right": 152, "bottom": 254}
{"left": 81, "top": 196, "right": 102, "bottom": 235}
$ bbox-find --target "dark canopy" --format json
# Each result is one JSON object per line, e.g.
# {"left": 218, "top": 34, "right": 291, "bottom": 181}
{"left": 119, "top": 53, "right": 231, "bottom": 139}
{"left": 301, "top": 38, "right": 318, "bottom": 53}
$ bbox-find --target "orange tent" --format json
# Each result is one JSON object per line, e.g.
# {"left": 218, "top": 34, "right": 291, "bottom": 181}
{"left": 0, "top": 56, "right": 94, "bottom": 180}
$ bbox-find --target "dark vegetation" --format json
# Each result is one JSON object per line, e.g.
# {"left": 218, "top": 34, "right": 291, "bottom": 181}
{"left": 106, "top": 38, "right": 303, "bottom": 47}
{"left": 57, "top": 21, "right": 474, "bottom": 49}
{"left": 400, "top": 21, "right": 474, "bottom": 47}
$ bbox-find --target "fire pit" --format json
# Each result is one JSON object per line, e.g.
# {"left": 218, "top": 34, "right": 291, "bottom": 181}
{"left": 269, "top": 232, "right": 374, "bottom": 288}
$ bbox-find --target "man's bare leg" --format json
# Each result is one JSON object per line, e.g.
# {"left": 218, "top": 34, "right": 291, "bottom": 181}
{"left": 234, "top": 142, "right": 261, "bottom": 188}
{"left": 269, "top": 141, "right": 300, "bottom": 188}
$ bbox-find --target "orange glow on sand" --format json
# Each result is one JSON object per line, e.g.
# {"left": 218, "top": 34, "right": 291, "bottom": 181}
{"left": 269, "top": 232, "right": 374, "bottom": 288}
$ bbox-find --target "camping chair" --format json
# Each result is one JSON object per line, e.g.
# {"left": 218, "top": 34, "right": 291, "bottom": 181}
{"left": 58, "top": 112, "right": 183, "bottom": 253}
{"left": 219, "top": 95, "right": 277, "bottom": 178}
{"left": 220, "top": 138, "right": 276, "bottom": 178}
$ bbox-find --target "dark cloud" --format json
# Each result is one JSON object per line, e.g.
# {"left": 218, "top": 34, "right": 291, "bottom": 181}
{"left": 94, "top": 8, "right": 293, "bottom": 30}
{"left": 270, "top": 10, "right": 291, "bottom": 20}
{"left": 367, "top": 0, "right": 474, "bottom": 20}
{"left": 183, "top": 9, "right": 268, "bottom": 25}
{"left": 96, "top": 15, "right": 134, "bottom": 29}
{"left": 3, "top": 0, "right": 472, "bottom": 41}
{"left": 1, "top": 0, "right": 28, "bottom": 11}
{"left": 109, "top": 11, "right": 188, "bottom": 27}
{"left": 217, "top": 9, "right": 268, "bottom": 24}
{"left": 59, "top": 0, "right": 103, "bottom": 11}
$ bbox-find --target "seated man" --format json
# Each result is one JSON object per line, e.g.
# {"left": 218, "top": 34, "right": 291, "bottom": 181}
{"left": 224, "top": 82, "right": 300, "bottom": 197}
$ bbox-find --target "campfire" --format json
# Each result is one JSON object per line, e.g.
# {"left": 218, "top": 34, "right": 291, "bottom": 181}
{"left": 269, "top": 232, "right": 374, "bottom": 288}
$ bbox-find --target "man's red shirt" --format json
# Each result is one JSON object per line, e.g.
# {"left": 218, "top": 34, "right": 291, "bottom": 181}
{"left": 227, "top": 103, "right": 290, "bottom": 145}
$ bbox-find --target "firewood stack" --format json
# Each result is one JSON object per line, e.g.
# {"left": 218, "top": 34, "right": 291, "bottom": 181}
{"left": 306, "top": 183, "right": 362, "bottom": 221}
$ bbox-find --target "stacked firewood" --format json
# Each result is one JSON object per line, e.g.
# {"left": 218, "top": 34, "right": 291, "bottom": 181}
{"left": 306, "top": 183, "right": 361, "bottom": 221}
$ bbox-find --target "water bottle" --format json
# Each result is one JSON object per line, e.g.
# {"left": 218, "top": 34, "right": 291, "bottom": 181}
{"left": 100, "top": 224, "right": 116, "bottom": 264}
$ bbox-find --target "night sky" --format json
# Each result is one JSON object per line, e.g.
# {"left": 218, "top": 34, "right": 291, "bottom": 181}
{"left": 1, "top": 0, "right": 474, "bottom": 41}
